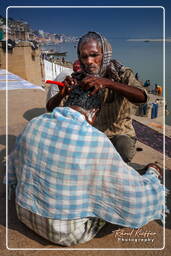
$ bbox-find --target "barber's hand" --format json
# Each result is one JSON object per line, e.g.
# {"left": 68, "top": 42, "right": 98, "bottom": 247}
{"left": 61, "top": 76, "right": 77, "bottom": 95}
{"left": 81, "top": 76, "right": 112, "bottom": 96}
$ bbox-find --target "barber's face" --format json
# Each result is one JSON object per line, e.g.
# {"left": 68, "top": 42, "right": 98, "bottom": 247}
{"left": 79, "top": 39, "right": 103, "bottom": 75}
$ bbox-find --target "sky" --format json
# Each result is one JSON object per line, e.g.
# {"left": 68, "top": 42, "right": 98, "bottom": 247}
{"left": 0, "top": 0, "right": 171, "bottom": 35}
{"left": 1, "top": 0, "right": 171, "bottom": 124}
{"left": 1, "top": 1, "right": 170, "bottom": 37}
{"left": 7, "top": 7, "right": 164, "bottom": 41}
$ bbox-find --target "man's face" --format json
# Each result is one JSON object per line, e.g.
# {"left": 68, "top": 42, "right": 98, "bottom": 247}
{"left": 79, "top": 39, "right": 103, "bottom": 75}
{"left": 73, "top": 60, "right": 81, "bottom": 72}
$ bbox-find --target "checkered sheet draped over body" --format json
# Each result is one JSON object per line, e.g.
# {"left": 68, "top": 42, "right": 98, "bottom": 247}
{"left": 8, "top": 107, "right": 164, "bottom": 228}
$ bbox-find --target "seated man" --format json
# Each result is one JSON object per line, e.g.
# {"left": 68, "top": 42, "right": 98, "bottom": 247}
{"left": 7, "top": 86, "right": 164, "bottom": 246}
{"left": 46, "top": 31, "right": 149, "bottom": 163}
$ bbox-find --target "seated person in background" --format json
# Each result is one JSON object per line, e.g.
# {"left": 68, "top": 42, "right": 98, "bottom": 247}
{"left": 73, "top": 59, "right": 82, "bottom": 72}
{"left": 46, "top": 31, "right": 149, "bottom": 163}
{"left": 135, "top": 72, "right": 139, "bottom": 80}
{"left": 144, "top": 80, "right": 151, "bottom": 88}
{"left": 7, "top": 86, "right": 165, "bottom": 246}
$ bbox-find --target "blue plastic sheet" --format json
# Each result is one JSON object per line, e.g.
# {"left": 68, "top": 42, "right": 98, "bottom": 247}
{"left": 0, "top": 69, "right": 44, "bottom": 91}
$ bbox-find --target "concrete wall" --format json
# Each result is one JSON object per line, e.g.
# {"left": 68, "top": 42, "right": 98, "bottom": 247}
{"left": 0, "top": 41, "right": 43, "bottom": 85}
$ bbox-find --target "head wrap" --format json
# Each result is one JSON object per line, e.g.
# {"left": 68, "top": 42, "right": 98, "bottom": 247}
{"left": 77, "top": 31, "right": 124, "bottom": 81}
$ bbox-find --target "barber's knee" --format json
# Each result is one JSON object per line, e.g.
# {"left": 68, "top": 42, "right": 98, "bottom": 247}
{"left": 110, "top": 135, "right": 136, "bottom": 163}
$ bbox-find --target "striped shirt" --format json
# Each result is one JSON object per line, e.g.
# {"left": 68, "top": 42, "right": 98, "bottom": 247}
{"left": 58, "top": 66, "right": 148, "bottom": 138}
{"left": 93, "top": 66, "right": 148, "bottom": 138}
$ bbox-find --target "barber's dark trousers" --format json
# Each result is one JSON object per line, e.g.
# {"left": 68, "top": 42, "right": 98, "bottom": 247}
{"left": 110, "top": 135, "right": 137, "bottom": 163}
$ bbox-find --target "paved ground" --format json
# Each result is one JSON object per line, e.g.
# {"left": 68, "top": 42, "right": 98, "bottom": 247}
{"left": 0, "top": 89, "right": 171, "bottom": 256}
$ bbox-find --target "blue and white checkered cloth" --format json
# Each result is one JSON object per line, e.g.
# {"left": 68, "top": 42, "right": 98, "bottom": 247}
{"left": 7, "top": 107, "right": 165, "bottom": 228}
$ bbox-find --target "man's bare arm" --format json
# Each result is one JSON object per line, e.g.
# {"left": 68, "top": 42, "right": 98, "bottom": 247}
{"left": 81, "top": 77, "right": 147, "bottom": 103}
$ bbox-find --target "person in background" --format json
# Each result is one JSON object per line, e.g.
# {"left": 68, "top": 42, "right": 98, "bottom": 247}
{"left": 6, "top": 86, "right": 165, "bottom": 246}
{"left": 46, "top": 31, "right": 149, "bottom": 163}
{"left": 144, "top": 80, "right": 150, "bottom": 87}
{"left": 139, "top": 103, "right": 148, "bottom": 117}
{"left": 135, "top": 72, "right": 139, "bottom": 80}
{"left": 165, "top": 103, "right": 169, "bottom": 116}
{"left": 151, "top": 99, "right": 159, "bottom": 119}
{"left": 73, "top": 59, "right": 82, "bottom": 72}
{"left": 158, "top": 85, "right": 162, "bottom": 96}
{"left": 155, "top": 84, "right": 162, "bottom": 96}
{"left": 143, "top": 80, "right": 151, "bottom": 92}
{"left": 62, "top": 57, "right": 65, "bottom": 64}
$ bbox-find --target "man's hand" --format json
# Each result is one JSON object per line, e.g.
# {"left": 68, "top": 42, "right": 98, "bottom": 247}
{"left": 81, "top": 76, "right": 146, "bottom": 103}
{"left": 62, "top": 76, "right": 77, "bottom": 95}
{"left": 81, "top": 76, "right": 112, "bottom": 96}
